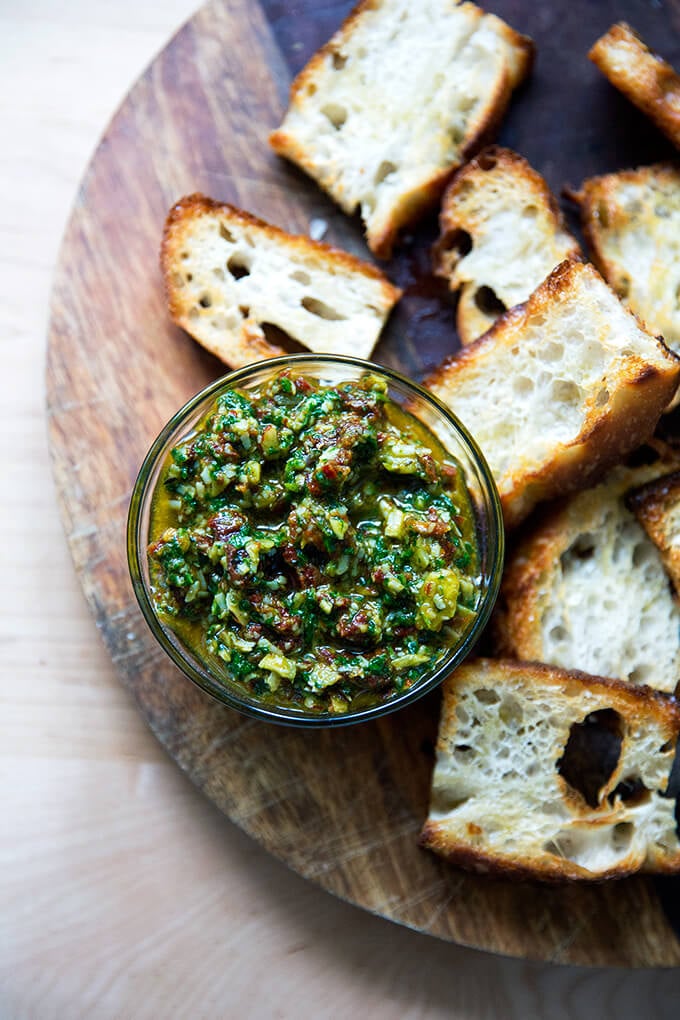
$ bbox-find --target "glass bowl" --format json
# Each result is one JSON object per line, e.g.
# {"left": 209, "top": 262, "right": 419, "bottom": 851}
{"left": 127, "top": 354, "right": 504, "bottom": 727}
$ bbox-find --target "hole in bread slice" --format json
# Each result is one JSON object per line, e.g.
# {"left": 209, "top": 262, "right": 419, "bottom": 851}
{"left": 374, "top": 160, "right": 398, "bottom": 185}
{"left": 560, "top": 533, "right": 597, "bottom": 572}
{"left": 321, "top": 103, "right": 348, "bottom": 129}
{"left": 439, "top": 228, "right": 473, "bottom": 258}
{"left": 474, "top": 285, "right": 506, "bottom": 319}
{"left": 473, "top": 687, "right": 500, "bottom": 705}
{"left": 543, "top": 820, "right": 634, "bottom": 869}
{"left": 632, "top": 541, "right": 655, "bottom": 567}
{"left": 453, "top": 743, "right": 476, "bottom": 762}
{"left": 226, "top": 253, "right": 251, "bottom": 280}
{"left": 557, "top": 708, "right": 623, "bottom": 808}
{"left": 608, "top": 776, "right": 651, "bottom": 808}
{"left": 301, "top": 296, "right": 347, "bottom": 321}
{"left": 628, "top": 664, "right": 654, "bottom": 684}
{"left": 612, "top": 821, "right": 635, "bottom": 851}
{"left": 260, "top": 322, "right": 308, "bottom": 355}
{"left": 477, "top": 152, "right": 499, "bottom": 172}
{"left": 431, "top": 789, "right": 471, "bottom": 814}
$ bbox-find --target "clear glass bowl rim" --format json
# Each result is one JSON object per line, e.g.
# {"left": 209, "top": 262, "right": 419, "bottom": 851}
{"left": 127, "top": 353, "right": 505, "bottom": 727}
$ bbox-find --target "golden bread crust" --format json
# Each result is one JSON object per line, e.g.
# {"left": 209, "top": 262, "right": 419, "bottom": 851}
{"left": 627, "top": 469, "right": 680, "bottom": 595}
{"left": 589, "top": 23, "right": 680, "bottom": 149}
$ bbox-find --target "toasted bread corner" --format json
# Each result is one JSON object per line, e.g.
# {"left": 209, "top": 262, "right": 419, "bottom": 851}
{"left": 571, "top": 163, "right": 680, "bottom": 361}
{"left": 589, "top": 22, "right": 680, "bottom": 149}
{"left": 627, "top": 468, "right": 680, "bottom": 596}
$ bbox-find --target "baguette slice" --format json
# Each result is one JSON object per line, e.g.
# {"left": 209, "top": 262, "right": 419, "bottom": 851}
{"left": 424, "top": 260, "right": 680, "bottom": 528}
{"left": 433, "top": 147, "right": 581, "bottom": 344}
{"left": 270, "top": 0, "right": 533, "bottom": 258}
{"left": 421, "top": 659, "right": 680, "bottom": 881}
{"left": 161, "top": 194, "right": 401, "bottom": 368}
{"left": 627, "top": 469, "right": 680, "bottom": 595}
{"left": 589, "top": 23, "right": 680, "bottom": 150}
{"left": 494, "top": 453, "right": 680, "bottom": 694}
{"left": 572, "top": 163, "right": 680, "bottom": 357}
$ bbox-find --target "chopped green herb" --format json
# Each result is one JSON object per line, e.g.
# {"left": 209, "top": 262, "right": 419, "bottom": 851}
{"left": 148, "top": 370, "right": 481, "bottom": 713}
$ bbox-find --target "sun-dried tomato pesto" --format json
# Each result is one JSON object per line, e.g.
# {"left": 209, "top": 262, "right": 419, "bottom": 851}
{"left": 148, "top": 370, "right": 480, "bottom": 714}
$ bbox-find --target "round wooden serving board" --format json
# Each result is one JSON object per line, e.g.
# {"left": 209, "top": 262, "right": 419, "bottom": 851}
{"left": 47, "top": 0, "right": 680, "bottom": 966}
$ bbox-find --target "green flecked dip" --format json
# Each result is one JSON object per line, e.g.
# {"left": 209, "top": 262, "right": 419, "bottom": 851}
{"left": 148, "top": 370, "right": 481, "bottom": 715}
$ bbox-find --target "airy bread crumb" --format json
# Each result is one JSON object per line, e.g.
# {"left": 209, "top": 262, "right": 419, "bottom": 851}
{"left": 434, "top": 147, "right": 581, "bottom": 344}
{"left": 424, "top": 260, "right": 680, "bottom": 528}
{"left": 270, "top": 0, "right": 533, "bottom": 257}
{"left": 573, "top": 163, "right": 680, "bottom": 358}
{"left": 494, "top": 454, "right": 680, "bottom": 694}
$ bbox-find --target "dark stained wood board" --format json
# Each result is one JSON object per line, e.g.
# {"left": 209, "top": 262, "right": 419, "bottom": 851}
{"left": 46, "top": 0, "right": 680, "bottom": 966}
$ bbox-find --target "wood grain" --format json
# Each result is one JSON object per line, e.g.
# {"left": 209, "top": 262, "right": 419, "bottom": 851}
{"left": 45, "top": 0, "right": 680, "bottom": 967}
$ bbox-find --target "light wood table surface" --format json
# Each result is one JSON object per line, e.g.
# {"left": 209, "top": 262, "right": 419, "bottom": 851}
{"left": 3, "top": 2, "right": 680, "bottom": 1016}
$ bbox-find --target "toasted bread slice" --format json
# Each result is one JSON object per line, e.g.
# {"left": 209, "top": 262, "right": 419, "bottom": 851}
{"left": 494, "top": 453, "right": 680, "bottom": 694}
{"left": 572, "top": 163, "right": 680, "bottom": 358}
{"left": 433, "top": 147, "right": 581, "bottom": 344}
{"left": 421, "top": 659, "right": 680, "bottom": 881}
{"left": 589, "top": 23, "right": 680, "bottom": 150}
{"left": 161, "top": 194, "right": 401, "bottom": 368}
{"left": 270, "top": 0, "right": 533, "bottom": 258}
{"left": 627, "top": 469, "right": 680, "bottom": 595}
{"left": 424, "top": 260, "right": 680, "bottom": 528}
